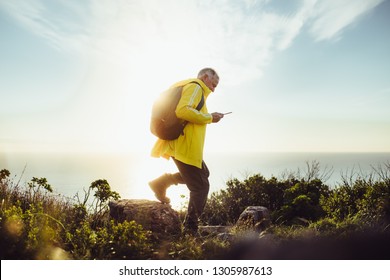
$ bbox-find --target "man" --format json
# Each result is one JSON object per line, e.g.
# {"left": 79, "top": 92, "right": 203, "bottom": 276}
{"left": 149, "top": 68, "right": 224, "bottom": 235}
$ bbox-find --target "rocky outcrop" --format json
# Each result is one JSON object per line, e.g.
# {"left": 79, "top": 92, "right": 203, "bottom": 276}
{"left": 109, "top": 200, "right": 272, "bottom": 242}
{"left": 235, "top": 206, "right": 271, "bottom": 232}
{"left": 109, "top": 199, "right": 181, "bottom": 240}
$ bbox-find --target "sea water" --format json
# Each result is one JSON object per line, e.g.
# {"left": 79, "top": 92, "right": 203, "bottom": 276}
{"left": 1, "top": 151, "right": 389, "bottom": 204}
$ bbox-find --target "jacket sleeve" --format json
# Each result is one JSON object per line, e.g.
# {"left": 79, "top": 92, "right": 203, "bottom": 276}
{"left": 175, "top": 83, "right": 213, "bottom": 124}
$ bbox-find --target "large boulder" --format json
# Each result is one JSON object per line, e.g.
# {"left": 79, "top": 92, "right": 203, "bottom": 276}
{"left": 235, "top": 206, "right": 271, "bottom": 232}
{"left": 109, "top": 199, "right": 181, "bottom": 241}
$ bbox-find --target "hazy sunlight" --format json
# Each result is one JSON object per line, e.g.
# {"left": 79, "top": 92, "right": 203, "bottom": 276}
{"left": 130, "top": 154, "right": 190, "bottom": 210}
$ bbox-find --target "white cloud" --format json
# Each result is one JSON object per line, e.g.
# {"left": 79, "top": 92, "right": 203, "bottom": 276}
{"left": 308, "top": 0, "right": 385, "bottom": 41}
{"left": 0, "top": 0, "right": 385, "bottom": 85}
{"left": 0, "top": 0, "right": 90, "bottom": 52}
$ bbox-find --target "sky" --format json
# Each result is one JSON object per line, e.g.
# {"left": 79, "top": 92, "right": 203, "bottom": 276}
{"left": 1, "top": 0, "right": 390, "bottom": 156}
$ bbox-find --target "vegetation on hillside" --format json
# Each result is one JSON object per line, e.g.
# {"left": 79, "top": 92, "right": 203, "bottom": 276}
{"left": 1, "top": 161, "right": 389, "bottom": 259}
{"left": 203, "top": 161, "right": 390, "bottom": 231}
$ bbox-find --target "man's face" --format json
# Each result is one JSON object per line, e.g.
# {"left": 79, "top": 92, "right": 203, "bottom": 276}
{"left": 204, "top": 74, "right": 219, "bottom": 92}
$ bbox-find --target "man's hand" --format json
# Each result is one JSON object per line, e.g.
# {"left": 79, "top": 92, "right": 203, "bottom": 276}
{"left": 211, "top": 112, "right": 224, "bottom": 123}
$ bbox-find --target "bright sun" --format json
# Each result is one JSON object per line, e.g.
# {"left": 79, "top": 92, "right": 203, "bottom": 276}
{"left": 129, "top": 154, "right": 190, "bottom": 211}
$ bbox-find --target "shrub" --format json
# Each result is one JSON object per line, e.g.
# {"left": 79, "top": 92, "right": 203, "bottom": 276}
{"left": 0, "top": 203, "right": 69, "bottom": 259}
{"left": 203, "top": 175, "right": 288, "bottom": 225}
{"left": 0, "top": 169, "right": 151, "bottom": 260}
{"left": 69, "top": 220, "right": 152, "bottom": 260}
{"left": 274, "top": 179, "right": 329, "bottom": 223}
{"left": 321, "top": 178, "right": 390, "bottom": 227}
{"left": 203, "top": 175, "right": 329, "bottom": 226}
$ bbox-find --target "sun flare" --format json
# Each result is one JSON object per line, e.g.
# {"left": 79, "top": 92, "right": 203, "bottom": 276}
{"left": 126, "top": 155, "right": 189, "bottom": 210}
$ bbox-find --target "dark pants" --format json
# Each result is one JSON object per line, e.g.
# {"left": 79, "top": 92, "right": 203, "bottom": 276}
{"left": 173, "top": 158, "right": 210, "bottom": 231}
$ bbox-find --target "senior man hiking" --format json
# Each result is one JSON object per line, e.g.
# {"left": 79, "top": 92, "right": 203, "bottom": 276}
{"left": 149, "top": 67, "right": 224, "bottom": 235}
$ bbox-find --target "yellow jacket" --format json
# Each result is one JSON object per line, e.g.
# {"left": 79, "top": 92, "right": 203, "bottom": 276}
{"left": 151, "top": 78, "right": 213, "bottom": 168}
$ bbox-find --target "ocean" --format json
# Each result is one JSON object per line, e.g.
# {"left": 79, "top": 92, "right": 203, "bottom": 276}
{"left": 1, "top": 151, "right": 389, "bottom": 208}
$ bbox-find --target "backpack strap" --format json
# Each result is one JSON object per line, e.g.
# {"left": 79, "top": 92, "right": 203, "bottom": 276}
{"left": 180, "top": 82, "right": 205, "bottom": 135}
{"left": 195, "top": 90, "right": 205, "bottom": 111}
{"left": 190, "top": 81, "right": 205, "bottom": 111}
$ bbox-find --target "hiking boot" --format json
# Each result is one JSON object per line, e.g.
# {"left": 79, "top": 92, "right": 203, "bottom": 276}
{"left": 148, "top": 173, "right": 184, "bottom": 204}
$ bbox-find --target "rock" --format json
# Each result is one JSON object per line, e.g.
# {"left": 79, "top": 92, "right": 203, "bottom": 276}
{"left": 235, "top": 206, "right": 271, "bottom": 232}
{"left": 109, "top": 199, "right": 181, "bottom": 241}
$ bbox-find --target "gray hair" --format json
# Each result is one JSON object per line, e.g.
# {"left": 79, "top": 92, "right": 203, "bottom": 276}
{"left": 197, "top": 68, "right": 219, "bottom": 80}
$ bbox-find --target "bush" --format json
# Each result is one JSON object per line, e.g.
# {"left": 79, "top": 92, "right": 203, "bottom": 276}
{"left": 0, "top": 169, "right": 151, "bottom": 260}
{"left": 321, "top": 176, "right": 390, "bottom": 227}
{"left": 203, "top": 175, "right": 329, "bottom": 226}
{"left": 274, "top": 179, "right": 329, "bottom": 223}
{"left": 69, "top": 220, "right": 152, "bottom": 260}
{"left": 0, "top": 203, "right": 69, "bottom": 259}
{"left": 203, "top": 175, "right": 288, "bottom": 225}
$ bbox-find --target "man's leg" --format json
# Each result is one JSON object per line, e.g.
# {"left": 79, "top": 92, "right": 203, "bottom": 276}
{"left": 173, "top": 158, "right": 210, "bottom": 233}
{"left": 149, "top": 172, "right": 184, "bottom": 203}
